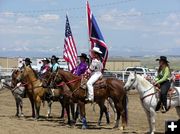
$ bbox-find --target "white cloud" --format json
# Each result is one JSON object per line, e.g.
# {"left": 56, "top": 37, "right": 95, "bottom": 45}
{"left": 39, "top": 14, "right": 60, "bottom": 22}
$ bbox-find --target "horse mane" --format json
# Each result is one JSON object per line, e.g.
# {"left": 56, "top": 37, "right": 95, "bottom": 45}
{"left": 136, "top": 74, "right": 152, "bottom": 88}
{"left": 25, "top": 66, "right": 38, "bottom": 79}
{"left": 58, "top": 69, "right": 80, "bottom": 81}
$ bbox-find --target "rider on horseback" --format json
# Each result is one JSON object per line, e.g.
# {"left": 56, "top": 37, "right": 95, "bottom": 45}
{"left": 50, "top": 55, "right": 59, "bottom": 72}
{"left": 72, "top": 53, "right": 88, "bottom": 76}
{"left": 154, "top": 56, "right": 171, "bottom": 113}
{"left": 40, "top": 58, "right": 50, "bottom": 75}
{"left": 85, "top": 47, "right": 103, "bottom": 102}
{"left": 23, "top": 58, "right": 32, "bottom": 68}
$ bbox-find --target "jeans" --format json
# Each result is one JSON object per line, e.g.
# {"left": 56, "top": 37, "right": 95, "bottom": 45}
{"left": 160, "top": 81, "right": 170, "bottom": 109}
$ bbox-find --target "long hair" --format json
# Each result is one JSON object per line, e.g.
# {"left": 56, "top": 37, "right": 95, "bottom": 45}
{"left": 158, "top": 61, "right": 170, "bottom": 74}
{"left": 94, "top": 52, "right": 103, "bottom": 62}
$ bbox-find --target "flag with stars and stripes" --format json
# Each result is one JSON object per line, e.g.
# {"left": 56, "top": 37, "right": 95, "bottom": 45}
{"left": 86, "top": 1, "right": 108, "bottom": 68}
{"left": 63, "top": 15, "right": 78, "bottom": 71}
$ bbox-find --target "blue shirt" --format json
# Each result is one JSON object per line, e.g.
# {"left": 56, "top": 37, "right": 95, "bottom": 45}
{"left": 51, "top": 63, "right": 59, "bottom": 72}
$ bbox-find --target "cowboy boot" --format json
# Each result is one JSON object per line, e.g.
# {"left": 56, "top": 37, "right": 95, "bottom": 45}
{"left": 155, "top": 101, "right": 161, "bottom": 111}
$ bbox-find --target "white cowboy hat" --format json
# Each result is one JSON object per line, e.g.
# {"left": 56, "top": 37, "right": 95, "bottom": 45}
{"left": 92, "top": 46, "right": 102, "bottom": 54}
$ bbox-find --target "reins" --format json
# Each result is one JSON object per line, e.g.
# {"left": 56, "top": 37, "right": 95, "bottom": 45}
{"left": 56, "top": 78, "right": 81, "bottom": 87}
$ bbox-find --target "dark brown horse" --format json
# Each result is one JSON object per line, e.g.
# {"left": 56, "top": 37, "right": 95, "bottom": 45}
{"left": 53, "top": 69, "right": 128, "bottom": 129}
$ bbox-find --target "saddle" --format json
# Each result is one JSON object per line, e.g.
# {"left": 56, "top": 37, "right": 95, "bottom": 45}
{"left": 155, "top": 86, "right": 179, "bottom": 98}
{"left": 167, "top": 88, "right": 178, "bottom": 98}
{"left": 80, "top": 74, "right": 106, "bottom": 89}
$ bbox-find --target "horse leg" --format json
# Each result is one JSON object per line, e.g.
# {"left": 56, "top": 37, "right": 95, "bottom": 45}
{"left": 121, "top": 95, "right": 128, "bottom": 130}
{"left": 113, "top": 101, "right": 122, "bottom": 129}
{"left": 175, "top": 106, "right": 180, "bottom": 118}
{"left": 19, "top": 97, "right": 24, "bottom": 117}
{"left": 104, "top": 104, "right": 110, "bottom": 125}
{"left": 144, "top": 107, "right": 155, "bottom": 134}
{"left": 15, "top": 98, "right": 19, "bottom": 117}
{"left": 60, "top": 98, "right": 65, "bottom": 118}
{"left": 79, "top": 102, "right": 87, "bottom": 129}
{"left": 97, "top": 101, "right": 110, "bottom": 126}
{"left": 29, "top": 95, "right": 35, "bottom": 118}
{"left": 97, "top": 103, "right": 104, "bottom": 126}
{"left": 35, "top": 96, "right": 41, "bottom": 119}
{"left": 65, "top": 103, "right": 71, "bottom": 125}
{"left": 47, "top": 100, "right": 52, "bottom": 117}
{"left": 70, "top": 103, "right": 75, "bottom": 123}
{"left": 149, "top": 107, "right": 156, "bottom": 134}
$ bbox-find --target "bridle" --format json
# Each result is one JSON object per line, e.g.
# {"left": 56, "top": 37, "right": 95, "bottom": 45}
{"left": 53, "top": 71, "right": 81, "bottom": 87}
{"left": 127, "top": 73, "right": 137, "bottom": 91}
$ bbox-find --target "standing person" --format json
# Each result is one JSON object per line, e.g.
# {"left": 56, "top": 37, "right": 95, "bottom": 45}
{"left": 23, "top": 58, "right": 32, "bottom": 68}
{"left": 86, "top": 47, "right": 103, "bottom": 102}
{"left": 72, "top": 53, "right": 88, "bottom": 76}
{"left": 154, "top": 56, "right": 171, "bottom": 113}
{"left": 39, "top": 58, "right": 50, "bottom": 75}
{"left": 50, "top": 55, "right": 59, "bottom": 72}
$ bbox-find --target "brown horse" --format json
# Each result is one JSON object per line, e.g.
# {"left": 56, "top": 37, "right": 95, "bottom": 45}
{"left": 53, "top": 69, "right": 128, "bottom": 129}
{"left": 16, "top": 66, "right": 49, "bottom": 119}
{"left": 40, "top": 70, "right": 76, "bottom": 124}
{"left": 16, "top": 67, "right": 75, "bottom": 124}
{"left": 11, "top": 69, "right": 35, "bottom": 117}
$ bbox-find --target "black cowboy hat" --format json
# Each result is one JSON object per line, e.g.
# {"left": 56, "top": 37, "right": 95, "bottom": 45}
{"left": 78, "top": 53, "right": 88, "bottom": 59}
{"left": 51, "top": 55, "right": 59, "bottom": 60}
{"left": 42, "top": 58, "right": 50, "bottom": 63}
{"left": 156, "top": 56, "right": 169, "bottom": 63}
{"left": 23, "top": 58, "right": 32, "bottom": 63}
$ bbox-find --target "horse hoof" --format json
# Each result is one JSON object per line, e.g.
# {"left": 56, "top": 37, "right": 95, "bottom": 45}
{"left": 20, "top": 114, "right": 24, "bottom": 117}
{"left": 120, "top": 126, "right": 125, "bottom": 130}
{"left": 46, "top": 114, "right": 50, "bottom": 118}
{"left": 82, "top": 125, "right": 87, "bottom": 129}
{"left": 106, "top": 122, "right": 110, "bottom": 126}
{"left": 113, "top": 125, "right": 119, "bottom": 129}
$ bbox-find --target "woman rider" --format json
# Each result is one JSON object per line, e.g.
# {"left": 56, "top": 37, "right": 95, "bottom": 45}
{"left": 50, "top": 55, "right": 59, "bottom": 72}
{"left": 86, "top": 47, "right": 103, "bottom": 102}
{"left": 154, "top": 56, "right": 171, "bottom": 113}
{"left": 72, "top": 53, "right": 88, "bottom": 76}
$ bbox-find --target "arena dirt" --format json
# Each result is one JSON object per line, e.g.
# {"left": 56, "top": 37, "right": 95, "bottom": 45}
{"left": 0, "top": 89, "right": 178, "bottom": 134}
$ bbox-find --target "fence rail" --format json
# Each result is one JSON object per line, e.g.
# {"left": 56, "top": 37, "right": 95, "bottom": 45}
{"left": 0, "top": 67, "right": 156, "bottom": 82}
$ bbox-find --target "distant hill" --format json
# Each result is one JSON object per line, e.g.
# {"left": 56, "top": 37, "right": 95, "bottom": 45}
{"left": 135, "top": 56, "right": 180, "bottom": 70}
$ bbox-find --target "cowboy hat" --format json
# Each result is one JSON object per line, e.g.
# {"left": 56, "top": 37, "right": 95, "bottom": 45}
{"left": 91, "top": 46, "right": 102, "bottom": 54}
{"left": 156, "top": 56, "right": 169, "bottom": 63}
{"left": 51, "top": 55, "right": 59, "bottom": 60}
{"left": 23, "top": 58, "right": 32, "bottom": 63}
{"left": 42, "top": 58, "right": 50, "bottom": 63}
{"left": 78, "top": 53, "right": 88, "bottom": 59}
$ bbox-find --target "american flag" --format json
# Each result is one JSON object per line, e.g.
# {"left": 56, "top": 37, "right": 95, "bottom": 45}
{"left": 63, "top": 15, "right": 78, "bottom": 71}
{"left": 86, "top": 1, "right": 108, "bottom": 68}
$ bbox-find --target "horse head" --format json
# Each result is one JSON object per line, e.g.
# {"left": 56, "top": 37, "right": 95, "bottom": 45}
{"left": 124, "top": 72, "right": 138, "bottom": 91}
{"left": 11, "top": 68, "right": 23, "bottom": 87}
{"left": 50, "top": 70, "right": 63, "bottom": 88}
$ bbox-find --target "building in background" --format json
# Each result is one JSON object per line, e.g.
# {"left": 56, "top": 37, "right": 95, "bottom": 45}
{"left": 0, "top": 57, "right": 140, "bottom": 71}
{"left": 0, "top": 57, "right": 18, "bottom": 68}
{"left": 105, "top": 57, "right": 141, "bottom": 71}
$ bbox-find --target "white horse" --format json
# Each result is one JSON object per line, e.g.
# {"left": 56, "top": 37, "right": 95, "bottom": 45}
{"left": 124, "top": 72, "right": 180, "bottom": 134}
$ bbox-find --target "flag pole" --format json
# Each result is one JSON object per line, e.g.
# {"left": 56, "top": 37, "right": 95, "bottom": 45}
{"left": 86, "top": 0, "right": 91, "bottom": 65}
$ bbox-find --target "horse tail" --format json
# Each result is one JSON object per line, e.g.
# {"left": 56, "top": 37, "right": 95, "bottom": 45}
{"left": 123, "top": 93, "right": 128, "bottom": 125}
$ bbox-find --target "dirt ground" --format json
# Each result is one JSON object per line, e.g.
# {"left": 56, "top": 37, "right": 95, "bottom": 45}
{"left": 0, "top": 89, "right": 179, "bottom": 134}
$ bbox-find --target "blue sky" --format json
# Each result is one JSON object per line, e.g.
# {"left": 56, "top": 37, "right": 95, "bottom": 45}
{"left": 0, "top": 0, "right": 180, "bottom": 57}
